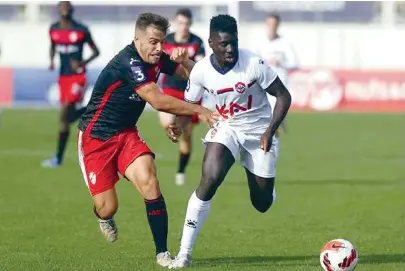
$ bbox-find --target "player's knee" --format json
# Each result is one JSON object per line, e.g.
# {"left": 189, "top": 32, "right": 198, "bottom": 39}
{"left": 141, "top": 178, "right": 161, "bottom": 200}
{"left": 197, "top": 170, "right": 221, "bottom": 201}
{"left": 133, "top": 173, "right": 161, "bottom": 200}
{"left": 252, "top": 201, "right": 272, "bottom": 213}
{"left": 59, "top": 107, "right": 70, "bottom": 131}
{"left": 251, "top": 194, "right": 275, "bottom": 213}
{"left": 179, "top": 139, "right": 191, "bottom": 154}
{"left": 95, "top": 198, "right": 118, "bottom": 219}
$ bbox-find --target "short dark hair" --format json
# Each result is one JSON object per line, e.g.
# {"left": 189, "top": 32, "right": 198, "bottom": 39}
{"left": 267, "top": 13, "right": 281, "bottom": 23}
{"left": 136, "top": 13, "right": 170, "bottom": 34}
{"left": 210, "top": 14, "right": 238, "bottom": 35}
{"left": 176, "top": 8, "right": 193, "bottom": 20}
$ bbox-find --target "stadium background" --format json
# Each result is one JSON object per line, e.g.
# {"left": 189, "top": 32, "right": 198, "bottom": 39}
{"left": 0, "top": 1, "right": 404, "bottom": 110}
{"left": 0, "top": 1, "right": 403, "bottom": 271}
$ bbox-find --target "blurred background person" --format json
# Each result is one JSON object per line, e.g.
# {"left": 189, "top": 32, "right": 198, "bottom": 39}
{"left": 159, "top": 8, "right": 206, "bottom": 186}
{"left": 42, "top": 1, "right": 99, "bottom": 168}
{"left": 254, "top": 13, "right": 298, "bottom": 157}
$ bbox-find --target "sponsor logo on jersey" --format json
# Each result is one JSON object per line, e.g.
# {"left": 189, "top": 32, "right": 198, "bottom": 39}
{"left": 55, "top": 44, "right": 80, "bottom": 54}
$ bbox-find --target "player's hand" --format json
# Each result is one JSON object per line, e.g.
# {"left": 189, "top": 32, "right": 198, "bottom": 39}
{"left": 71, "top": 60, "right": 84, "bottom": 73}
{"left": 49, "top": 62, "right": 54, "bottom": 71}
{"left": 198, "top": 109, "right": 220, "bottom": 128}
{"left": 167, "top": 124, "right": 182, "bottom": 143}
{"left": 260, "top": 127, "right": 274, "bottom": 153}
{"left": 170, "top": 47, "right": 189, "bottom": 64}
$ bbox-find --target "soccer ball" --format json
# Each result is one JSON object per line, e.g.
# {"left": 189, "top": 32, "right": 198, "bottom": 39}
{"left": 320, "top": 239, "right": 358, "bottom": 271}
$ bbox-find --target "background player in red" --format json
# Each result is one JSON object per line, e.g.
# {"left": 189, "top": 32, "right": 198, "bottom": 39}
{"left": 77, "top": 13, "right": 218, "bottom": 267}
{"left": 42, "top": 1, "right": 100, "bottom": 168}
{"left": 159, "top": 9, "right": 206, "bottom": 186}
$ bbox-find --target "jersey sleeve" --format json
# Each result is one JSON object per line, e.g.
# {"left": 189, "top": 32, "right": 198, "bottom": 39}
{"left": 126, "top": 58, "right": 154, "bottom": 92}
{"left": 254, "top": 57, "right": 278, "bottom": 90}
{"left": 184, "top": 64, "right": 204, "bottom": 103}
{"left": 84, "top": 27, "right": 97, "bottom": 49}
{"left": 160, "top": 52, "right": 179, "bottom": 76}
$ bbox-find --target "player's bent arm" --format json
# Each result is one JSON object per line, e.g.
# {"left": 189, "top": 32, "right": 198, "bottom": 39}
{"left": 174, "top": 59, "right": 195, "bottom": 80}
{"left": 136, "top": 82, "right": 207, "bottom": 116}
{"left": 265, "top": 77, "right": 292, "bottom": 135}
{"left": 49, "top": 42, "right": 55, "bottom": 65}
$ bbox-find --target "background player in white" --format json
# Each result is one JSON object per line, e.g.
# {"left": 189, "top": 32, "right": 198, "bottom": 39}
{"left": 167, "top": 15, "right": 291, "bottom": 269}
{"left": 254, "top": 14, "right": 298, "bottom": 152}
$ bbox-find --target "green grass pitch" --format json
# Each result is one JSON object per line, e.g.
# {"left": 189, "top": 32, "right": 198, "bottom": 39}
{"left": 0, "top": 110, "right": 403, "bottom": 271}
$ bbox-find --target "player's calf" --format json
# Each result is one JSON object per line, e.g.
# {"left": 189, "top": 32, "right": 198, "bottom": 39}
{"left": 196, "top": 145, "right": 233, "bottom": 201}
{"left": 125, "top": 155, "right": 170, "bottom": 256}
{"left": 93, "top": 189, "right": 119, "bottom": 243}
{"left": 176, "top": 125, "right": 193, "bottom": 186}
{"left": 172, "top": 143, "right": 234, "bottom": 260}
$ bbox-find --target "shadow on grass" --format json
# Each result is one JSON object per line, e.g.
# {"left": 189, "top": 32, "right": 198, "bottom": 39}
{"left": 195, "top": 253, "right": 404, "bottom": 267}
{"left": 228, "top": 179, "right": 402, "bottom": 187}
{"left": 279, "top": 179, "right": 403, "bottom": 186}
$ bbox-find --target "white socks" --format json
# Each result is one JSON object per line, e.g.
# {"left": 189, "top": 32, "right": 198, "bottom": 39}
{"left": 178, "top": 191, "right": 211, "bottom": 256}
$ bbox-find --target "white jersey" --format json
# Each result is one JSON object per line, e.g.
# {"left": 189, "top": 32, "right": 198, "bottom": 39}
{"left": 185, "top": 48, "right": 277, "bottom": 133}
{"left": 254, "top": 35, "right": 297, "bottom": 85}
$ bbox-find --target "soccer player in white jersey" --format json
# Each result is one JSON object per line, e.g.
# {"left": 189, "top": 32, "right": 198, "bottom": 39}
{"left": 255, "top": 14, "right": 298, "bottom": 150}
{"left": 167, "top": 15, "right": 291, "bottom": 269}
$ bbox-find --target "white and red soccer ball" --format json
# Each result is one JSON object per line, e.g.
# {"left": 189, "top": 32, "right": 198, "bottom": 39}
{"left": 320, "top": 239, "right": 358, "bottom": 271}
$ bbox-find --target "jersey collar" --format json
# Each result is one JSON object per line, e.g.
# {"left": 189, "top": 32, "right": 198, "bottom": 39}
{"left": 209, "top": 54, "right": 238, "bottom": 75}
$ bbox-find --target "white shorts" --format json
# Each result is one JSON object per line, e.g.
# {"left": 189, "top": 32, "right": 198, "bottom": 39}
{"left": 203, "top": 122, "right": 278, "bottom": 178}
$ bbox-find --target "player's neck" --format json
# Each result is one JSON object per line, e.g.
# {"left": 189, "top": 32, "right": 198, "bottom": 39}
{"left": 60, "top": 18, "right": 73, "bottom": 28}
{"left": 174, "top": 32, "right": 190, "bottom": 44}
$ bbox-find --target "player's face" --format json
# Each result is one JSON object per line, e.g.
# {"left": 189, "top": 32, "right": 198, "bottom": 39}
{"left": 209, "top": 32, "right": 238, "bottom": 66}
{"left": 265, "top": 17, "right": 279, "bottom": 39}
{"left": 58, "top": 2, "right": 72, "bottom": 19}
{"left": 175, "top": 15, "right": 191, "bottom": 37}
{"left": 135, "top": 25, "right": 165, "bottom": 65}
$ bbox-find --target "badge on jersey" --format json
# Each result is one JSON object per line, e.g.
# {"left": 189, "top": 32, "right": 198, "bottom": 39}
{"left": 234, "top": 82, "right": 247, "bottom": 94}
{"left": 185, "top": 79, "right": 190, "bottom": 92}
{"left": 259, "top": 59, "right": 265, "bottom": 65}
{"left": 131, "top": 66, "right": 147, "bottom": 83}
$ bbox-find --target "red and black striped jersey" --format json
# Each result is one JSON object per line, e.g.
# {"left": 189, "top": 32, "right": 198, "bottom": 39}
{"left": 162, "top": 32, "right": 205, "bottom": 91}
{"left": 49, "top": 20, "right": 96, "bottom": 76}
{"left": 78, "top": 42, "right": 178, "bottom": 141}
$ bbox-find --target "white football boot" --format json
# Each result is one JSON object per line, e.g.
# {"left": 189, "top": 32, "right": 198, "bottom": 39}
{"left": 156, "top": 251, "right": 173, "bottom": 267}
{"left": 175, "top": 173, "right": 186, "bottom": 186}
{"left": 168, "top": 254, "right": 192, "bottom": 269}
{"left": 98, "top": 218, "right": 118, "bottom": 243}
{"left": 41, "top": 156, "right": 61, "bottom": 168}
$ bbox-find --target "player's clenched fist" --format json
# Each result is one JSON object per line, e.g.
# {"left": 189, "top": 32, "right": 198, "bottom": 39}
{"left": 170, "top": 47, "right": 189, "bottom": 64}
{"left": 260, "top": 127, "right": 274, "bottom": 153}
{"left": 167, "top": 124, "right": 182, "bottom": 143}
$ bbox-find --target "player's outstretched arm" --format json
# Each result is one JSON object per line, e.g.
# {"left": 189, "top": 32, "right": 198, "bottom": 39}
{"left": 136, "top": 82, "right": 218, "bottom": 125}
{"left": 49, "top": 29, "right": 56, "bottom": 70}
